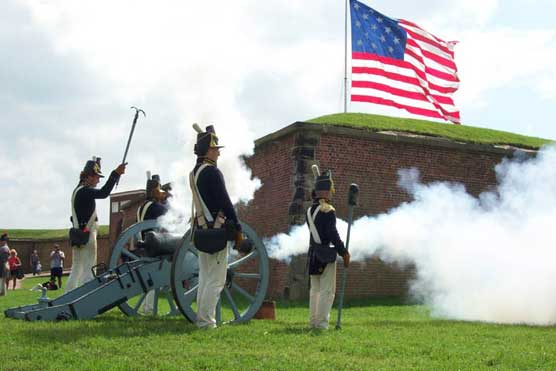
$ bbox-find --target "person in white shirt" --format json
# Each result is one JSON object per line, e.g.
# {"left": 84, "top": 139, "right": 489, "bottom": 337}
{"left": 50, "top": 244, "right": 66, "bottom": 288}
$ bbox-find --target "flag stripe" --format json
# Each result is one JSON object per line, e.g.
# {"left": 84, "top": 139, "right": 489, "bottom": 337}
{"left": 351, "top": 94, "right": 460, "bottom": 123}
{"left": 406, "top": 39, "right": 457, "bottom": 71}
{"left": 352, "top": 73, "right": 456, "bottom": 106}
{"left": 351, "top": 85, "right": 459, "bottom": 117}
{"left": 353, "top": 53, "right": 459, "bottom": 94}
{"left": 405, "top": 39, "right": 456, "bottom": 73}
{"left": 404, "top": 48, "right": 459, "bottom": 84}
{"left": 399, "top": 19, "right": 454, "bottom": 49}
{"left": 402, "top": 26, "right": 454, "bottom": 59}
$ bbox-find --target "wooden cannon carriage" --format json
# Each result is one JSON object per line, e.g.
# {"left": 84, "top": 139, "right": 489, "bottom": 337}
{"left": 5, "top": 220, "right": 269, "bottom": 324}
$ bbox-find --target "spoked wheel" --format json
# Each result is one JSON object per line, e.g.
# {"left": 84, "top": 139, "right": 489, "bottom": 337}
{"left": 170, "top": 222, "right": 269, "bottom": 324}
{"left": 109, "top": 220, "right": 180, "bottom": 317}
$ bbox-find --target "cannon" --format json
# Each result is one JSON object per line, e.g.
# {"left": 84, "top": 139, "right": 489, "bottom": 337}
{"left": 4, "top": 220, "right": 269, "bottom": 324}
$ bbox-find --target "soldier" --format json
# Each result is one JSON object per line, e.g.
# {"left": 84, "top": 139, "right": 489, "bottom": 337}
{"left": 66, "top": 157, "right": 126, "bottom": 292}
{"left": 307, "top": 166, "right": 350, "bottom": 330}
{"left": 136, "top": 172, "right": 171, "bottom": 236}
{"left": 190, "top": 124, "right": 243, "bottom": 329}
{"left": 136, "top": 172, "right": 170, "bottom": 314}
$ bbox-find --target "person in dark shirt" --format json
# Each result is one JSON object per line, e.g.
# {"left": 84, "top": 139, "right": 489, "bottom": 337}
{"left": 190, "top": 124, "right": 242, "bottom": 329}
{"left": 307, "top": 165, "right": 350, "bottom": 330}
{"left": 66, "top": 156, "right": 126, "bottom": 292}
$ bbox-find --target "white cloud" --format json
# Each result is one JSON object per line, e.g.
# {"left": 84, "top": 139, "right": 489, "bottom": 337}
{"left": 2, "top": 0, "right": 556, "bottom": 228}
{"left": 457, "top": 28, "right": 556, "bottom": 107}
{"left": 537, "top": 72, "right": 556, "bottom": 101}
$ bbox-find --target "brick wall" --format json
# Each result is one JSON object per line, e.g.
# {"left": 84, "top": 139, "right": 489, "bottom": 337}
{"left": 8, "top": 236, "right": 110, "bottom": 274}
{"left": 240, "top": 122, "right": 533, "bottom": 300}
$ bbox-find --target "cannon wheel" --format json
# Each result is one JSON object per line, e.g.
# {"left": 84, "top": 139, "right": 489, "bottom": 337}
{"left": 170, "top": 222, "right": 269, "bottom": 325}
{"left": 109, "top": 220, "right": 181, "bottom": 317}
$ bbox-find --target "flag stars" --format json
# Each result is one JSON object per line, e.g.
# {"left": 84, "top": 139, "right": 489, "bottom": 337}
{"left": 376, "top": 17, "right": 383, "bottom": 23}
{"left": 388, "top": 46, "right": 394, "bottom": 53}
{"left": 371, "top": 42, "right": 377, "bottom": 49}
{"left": 393, "top": 37, "right": 400, "bottom": 44}
{"left": 357, "top": 39, "right": 364, "bottom": 46}
{"left": 354, "top": 3, "right": 360, "bottom": 10}
{"left": 355, "top": 21, "right": 361, "bottom": 28}
{"left": 371, "top": 24, "right": 378, "bottom": 30}
{"left": 362, "top": 13, "right": 369, "bottom": 20}
{"left": 364, "top": 32, "right": 370, "bottom": 39}
{"left": 380, "top": 35, "right": 386, "bottom": 42}
{"left": 385, "top": 26, "right": 391, "bottom": 34}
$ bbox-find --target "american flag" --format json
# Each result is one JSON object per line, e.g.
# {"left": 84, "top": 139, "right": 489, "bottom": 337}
{"left": 350, "top": 0, "right": 460, "bottom": 124}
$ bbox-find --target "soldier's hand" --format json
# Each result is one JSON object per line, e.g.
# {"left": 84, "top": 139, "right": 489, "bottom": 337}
{"left": 115, "top": 162, "right": 127, "bottom": 175}
{"left": 234, "top": 231, "right": 244, "bottom": 250}
{"left": 343, "top": 251, "right": 351, "bottom": 268}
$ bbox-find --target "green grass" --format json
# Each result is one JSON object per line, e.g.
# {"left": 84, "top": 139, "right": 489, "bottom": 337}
{"left": 1, "top": 225, "right": 109, "bottom": 240}
{"left": 2, "top": 277, "right": 556, "bottom": 370}
{"left": 307, "top": 113, "right": 553, "bottom": 149}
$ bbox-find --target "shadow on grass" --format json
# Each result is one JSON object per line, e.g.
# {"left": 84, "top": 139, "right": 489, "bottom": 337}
{"left": 269, "top": 326, "right": 333, "bottom": 336}
{"left": 277, "top": 296, "right": 416, "bottom": 309}
{"left": 14, "top": 314, "right": 199, "bottom": 344}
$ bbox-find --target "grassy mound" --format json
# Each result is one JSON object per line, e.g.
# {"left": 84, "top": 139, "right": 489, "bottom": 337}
{"left": 307, "top": 113, "right": 552, "bottom": 149}
{"left": 2, "top": 225, "right": 109, "bottom": 240}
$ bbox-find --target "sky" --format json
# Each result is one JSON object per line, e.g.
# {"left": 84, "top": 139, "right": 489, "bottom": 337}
{"left": 1, "top": 0, "right": 555, "bottom": 229}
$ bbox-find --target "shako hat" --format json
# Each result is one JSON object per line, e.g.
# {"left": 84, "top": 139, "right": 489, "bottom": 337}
{"left": 311, "top": 164, "right": 335, "bottom": 193}
{"left": 192, "top": 123, "right": 224, "bottom": 156}
{"left": 83, "top": 156, "right": 104, "bottom": 178}
{"left": 145, "top": 171, "right": 161, "bottom": 199}
{"left": 145, "top": 171, "right": 172, "bottom": 200}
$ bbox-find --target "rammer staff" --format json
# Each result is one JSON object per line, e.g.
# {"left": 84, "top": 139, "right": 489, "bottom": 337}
{"left": 117, "top": 106, "right": 145, "bottom": 186}
{"left": 335, "top": 183, "right": 359, "bottom": 330}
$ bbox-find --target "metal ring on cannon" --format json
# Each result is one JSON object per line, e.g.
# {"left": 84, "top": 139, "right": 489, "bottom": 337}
{"left": 109, "top": 220, "right": 182, "bottom": 317}
{"left": 170, "top": 222, "right": 269, "bottom": 324}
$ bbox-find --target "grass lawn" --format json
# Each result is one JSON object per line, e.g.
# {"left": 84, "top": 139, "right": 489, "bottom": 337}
{"left": 1, "top": 277, "right": 556, "bottom": 370}
{"left": 1, "top": 226, "right": 109, "bottom": 240}
{"left": 307, "top": 113, "right": 553, "bottom": 149}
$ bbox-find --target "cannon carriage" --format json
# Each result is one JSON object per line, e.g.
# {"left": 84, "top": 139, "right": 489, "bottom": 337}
{"left": 4, "top": 220, "right": 269, "bottom": 324}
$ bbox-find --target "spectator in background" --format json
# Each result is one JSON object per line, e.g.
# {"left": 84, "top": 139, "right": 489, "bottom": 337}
{"left": 8, "top": 249, "right": 22, "bottom": 290}
{"left": 50, "top": 244, "right": 65, "bottom": 289}
{"left": 30, "top": 249, "right": 41, "bottom": 276}
{"left": 0, "top": 233, "right": 10, "bottom": 295}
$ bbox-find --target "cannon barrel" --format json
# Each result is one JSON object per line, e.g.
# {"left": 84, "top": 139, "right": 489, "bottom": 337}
{"left": 143, "top": 231, "right": 183, "bottom": 257}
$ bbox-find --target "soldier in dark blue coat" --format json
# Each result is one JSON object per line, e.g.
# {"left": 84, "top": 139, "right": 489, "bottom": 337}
{"left": 190, "top": 124, "right": 243, "bottom": 329}
{"left": 136, "top": 173, "right": 170, "bottom": 233}
{"left": 307, "top": 165, "right": 350, "bottom": 329}
{"left": 135, "top": 172, "right": 170, "bottom": 313}
{"left": 66, "top": 157, "right": 126, "bottom": 292}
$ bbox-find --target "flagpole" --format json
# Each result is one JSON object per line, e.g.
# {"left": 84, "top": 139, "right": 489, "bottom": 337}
{"left": 344, "top": 0, "right": 348, "bottom": 113}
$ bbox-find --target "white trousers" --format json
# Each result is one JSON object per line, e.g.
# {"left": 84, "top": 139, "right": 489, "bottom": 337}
{"left": 141, "top": 290, "right": 156, "bottom": 314}
{"left": 310, "top": 261, "right": 337, "bottom": 329}
{"left": 0, "top": 264, "right": 7, "bottom": 295}
{"left": 196, "top": 243, "right": 229, "bottom": 328}
{"left": 66, "top": 225, "right": 98, "bottom": 292}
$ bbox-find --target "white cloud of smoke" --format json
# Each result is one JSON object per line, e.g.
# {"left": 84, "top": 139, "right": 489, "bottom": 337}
{"left": 268, "top": 146, "right": 556, "bottom": 325}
